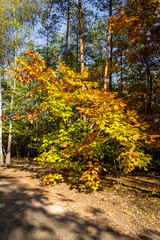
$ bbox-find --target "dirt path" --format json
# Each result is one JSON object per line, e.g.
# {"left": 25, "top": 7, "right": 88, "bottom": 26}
{"left": 0, "top": 175, "right": 133, "bottom": 240}
{"left": 0, "top": 163, "right": 160, "bottom": 240}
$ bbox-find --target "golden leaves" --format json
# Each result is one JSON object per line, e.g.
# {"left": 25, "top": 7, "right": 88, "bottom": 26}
{"left": 14, "top": 51, "right": 153, "bottom": 180}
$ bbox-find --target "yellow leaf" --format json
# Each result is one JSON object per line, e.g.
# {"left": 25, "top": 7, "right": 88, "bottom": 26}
{"left": 100, "top": 123, "right": 105, "bottom": 130}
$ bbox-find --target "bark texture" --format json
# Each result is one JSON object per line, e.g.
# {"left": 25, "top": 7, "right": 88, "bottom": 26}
{"left": 78, "top": 0, "right": 84, "bottom": 73}
{"left": 6, "top": 78, "right": 16, "bottom": 165}
{"left": 109, "top": 0, "right": 113, "bottom": 91}
{"left": 0, "top": 72, "right": 4, "bottom": 165}
{"left": 104, "top": 26, "right": 111, "bottom": 91}
{"left": 65, "top": 0, "right": 70, "bottom": 64}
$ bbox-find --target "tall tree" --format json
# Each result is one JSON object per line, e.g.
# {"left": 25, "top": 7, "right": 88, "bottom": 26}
{"left": 104, "top": 20, "right": 111, "bottom": 91}
{"left": 65, "top": 0, "right": 70, "bottom": 64}
{"left": 5, "top": 1, "right": 17, "bottom": 165}
{"left": 38, "top": 1, "right": 60, "bottom": 67}
{"left": 111, "top": 0, "right": 160, "bottom": 139}
{"left": 0, "top": 0, "right": 9, "bottom": 165}
{"left": 0, "top": 0, "right": 39, "bottom": 165}
{"left": 108, "top": 0, "right": 113, "bottom": 91}
{"left": 78, "top": 0, "right": 85, "bottom": 72}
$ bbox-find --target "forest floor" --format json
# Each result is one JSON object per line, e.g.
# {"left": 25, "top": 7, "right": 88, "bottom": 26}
{"left": 0, "top": 158, "right": 160, "bottom": 239}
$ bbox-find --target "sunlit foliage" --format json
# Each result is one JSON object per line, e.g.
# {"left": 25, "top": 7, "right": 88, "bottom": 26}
{"left": 14, "top": 52, "right": 154, "bottom": 190}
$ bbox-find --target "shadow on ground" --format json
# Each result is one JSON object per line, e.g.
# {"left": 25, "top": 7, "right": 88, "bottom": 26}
{"left": 0, "top": 175, "right": 160, "bottom": 240}
{"left": 7, "top": 159, "right": 160, "bottom": 197}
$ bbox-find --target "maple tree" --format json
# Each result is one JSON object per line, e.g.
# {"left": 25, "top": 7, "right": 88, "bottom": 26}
{"left": 13, "top": 51, "right": 154, "bottom": 190}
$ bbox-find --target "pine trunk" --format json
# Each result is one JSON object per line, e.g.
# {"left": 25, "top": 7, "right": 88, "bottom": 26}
{"left": 120, "top": 50, "right": 123, "bottom": 93}
{"left": 78, "top": 0, "right": 86, "bottom": 123}
{"left": 76, "top": 22, "right": 79, "bottom": 64}
{"left": 46, "top": 27, "right": 49, "bottom": 68}
{"left": 109, "top": 0, "right": 112, "bottom": 91}
{"left": 146, "top": 59, "right": 152, "bottom": 114}
{"left": 104, "top": 26, "right": 111, "bottom": 91}
{"left": 78, "top": 0, "right": 84, "bottom": 73}
{"left": 65, "top": 0, "right": 70, "bottom": 64}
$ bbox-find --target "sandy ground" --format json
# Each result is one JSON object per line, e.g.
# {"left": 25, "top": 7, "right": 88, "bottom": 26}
{"left": 0, "top": 161, "right": 160, "bottom": 240}
{"left": 0, "top": 176, "right": 134, "bottom": 240}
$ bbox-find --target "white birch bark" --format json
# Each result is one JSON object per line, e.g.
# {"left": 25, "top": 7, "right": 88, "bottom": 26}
{"left": 5, "top": 76, "right": 16, "bottom": 165}
{"left": 5, "top": 3, "right": 17, "bottom": 165}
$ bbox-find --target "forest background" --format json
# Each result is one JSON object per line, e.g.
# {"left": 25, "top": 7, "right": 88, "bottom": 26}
{"left": 0, "top": 0, "right": 160, "bottom": 191}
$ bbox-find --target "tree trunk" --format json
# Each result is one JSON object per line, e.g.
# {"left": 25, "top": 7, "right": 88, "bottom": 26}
{"left": 46, "top": 26, "right": 49, "bottom": 68}
{"left": 0, "top": 71, "right": 4, "bottom": 165}
{"left": 120, "top": 49, "right": 123, "bottom": 94}
{"left": 145, "top": 59, "right": 152, "bottom": 114}
{"left": 76, "top": 22, "right": 79, "bottom": 64}
{"left": 109, "top": 0, "right": 113, "bottom": 91}
{"left": 104, "top": 26, "right": 111, "bottom": 91}
{"left": 65, "top": 0, "right": 70, "bottom": 65}
{"left": 78, "top": 0, "right": 84, "bottom": 73}
{"left": 100, "top": 40, "right": 103, "bottom": 59}
{"left": 78, "top": 0, "right": 86, "bottom": 123}
{"left": 5, "top": 77, "right": 16, "bottom": 165}
{"left": 6, "top": 4, "right": 17, "bottom": 165}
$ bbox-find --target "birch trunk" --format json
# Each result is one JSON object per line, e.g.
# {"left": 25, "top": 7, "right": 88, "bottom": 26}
{"left": 5, "top": 3, "right": 16, "bottom": 165}
{"left": 5, "top": 77, "right": 16, "bottom": 165}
